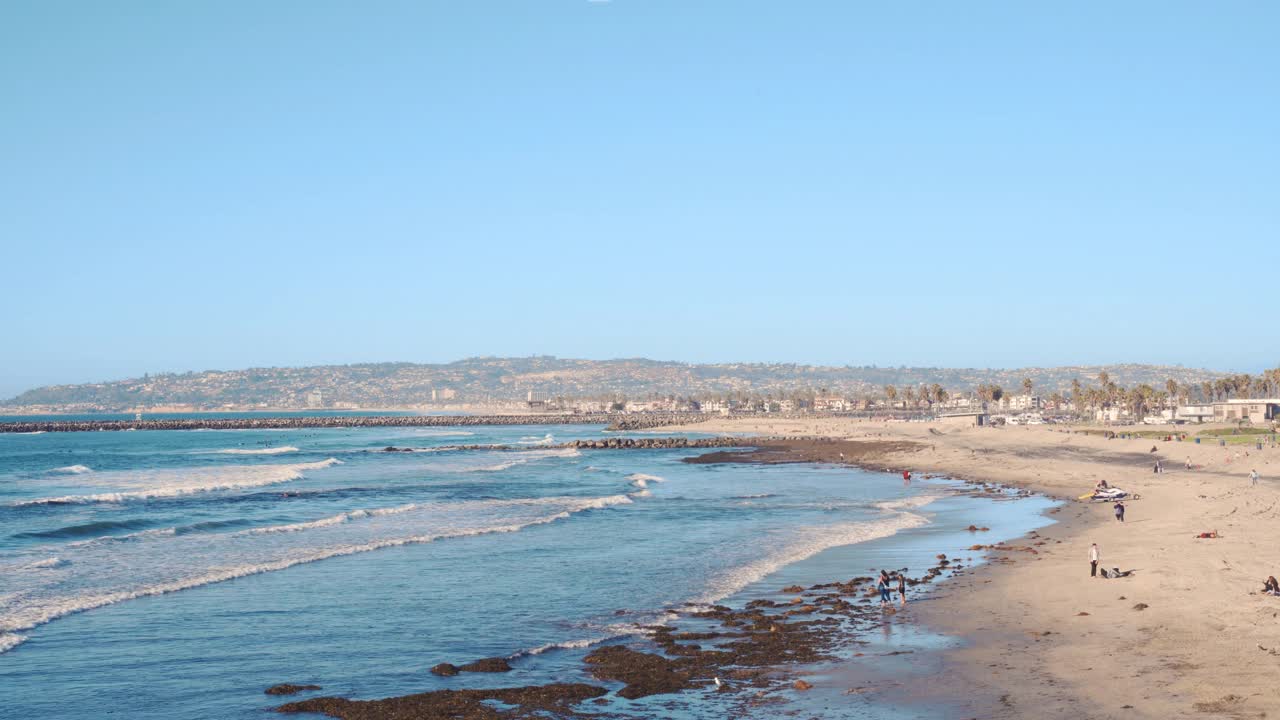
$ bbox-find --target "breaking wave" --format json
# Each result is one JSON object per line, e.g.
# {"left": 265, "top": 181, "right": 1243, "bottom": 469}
{"left": 12, "top": 459, "right": 342, "bottom": 506}
{"left": 0, "top": 493, "right": 637, "bottom": 654}
{"left": 692, "top": 511, "right": 932, "bottom": 605}
{"left": 454, "top": 448, "right": 582, "bottom": 473}
{"left": 51, "top": 465, "right": 93, "bottom": 474}
{"left": 626, "top": 473, "right": 664, "bottom": 489}
{"left": 508, "top": 635, "right": 616, "bottom": 659}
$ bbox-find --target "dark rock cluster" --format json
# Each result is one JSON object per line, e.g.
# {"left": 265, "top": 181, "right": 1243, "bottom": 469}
{"left": 273, "top": 554, "right": 970, "bottom": 719}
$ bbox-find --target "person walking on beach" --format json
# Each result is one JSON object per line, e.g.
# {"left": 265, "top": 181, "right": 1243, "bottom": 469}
{"left": 897, "top": 572, "right": 907, "bottom": 605}
{"left": 877, "top": 571, "right": 892, "bottom": 606}
{"left": 1114, "top": 501, "right": 1125, "bottom": 522}
{"left": 1251, "top": 469, "right": 1260, "bottom": 486}
{"left": 1090, "top": 543, "right": 1100, "bottom": 577}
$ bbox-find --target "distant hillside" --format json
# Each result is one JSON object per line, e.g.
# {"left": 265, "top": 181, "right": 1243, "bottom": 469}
{"left": 3, "top": 357, "right": 1229, "bottom": 411}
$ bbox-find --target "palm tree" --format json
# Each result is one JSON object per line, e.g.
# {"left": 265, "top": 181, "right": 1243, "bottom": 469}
{"left": 1022, "top": 377, "right": 1033, "bottom": 397}
{"left": 885, "top": 385, "right": 898, "bottom": 406}
{"left": 1165, "top": 379, "right": 1178, "bottom": 407}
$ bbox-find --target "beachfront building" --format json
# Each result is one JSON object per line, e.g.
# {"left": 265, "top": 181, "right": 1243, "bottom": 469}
{"left": 1175, "top": 404, "right": 1214, "bottom": 423}
{"left": 812, "top": 395, "right": 849, "bottom": 412}
{"left": 305, "top": 390, "right": 324, "bottom": 408}
{"left": 1212, "top": 399, "right": 1280, "bottom": 424}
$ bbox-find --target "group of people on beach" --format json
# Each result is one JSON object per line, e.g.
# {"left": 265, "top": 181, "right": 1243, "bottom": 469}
{"left": 877, "top": 570, "right": 907, "bottom": 606}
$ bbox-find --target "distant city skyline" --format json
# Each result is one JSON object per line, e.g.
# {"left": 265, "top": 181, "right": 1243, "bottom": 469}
{"left": 3, "top": 2, "right": 1276, "bottom": 399}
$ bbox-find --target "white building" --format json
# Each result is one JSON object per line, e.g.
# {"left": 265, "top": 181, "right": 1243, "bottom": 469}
{"left": 1175, "top": 404, "right": 1214, "bottom": 423}
{"left": 1004, "top": 394, "right": 1041, "bottom": 411}
{"left": 813, "top": 395, "right": 849, "bottom": 412}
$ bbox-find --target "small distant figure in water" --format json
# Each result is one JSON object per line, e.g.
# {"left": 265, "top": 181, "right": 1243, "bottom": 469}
{"left": 1185, "top": 457, "right": 1193, "bottom": 470}
{"left": 902, "top": 470, "right": 912, "bottom": 486}
{"left": 897, "top": 572, "right": 907, "bottom": 605}
{"left": 1153, "top": 459, "right": 1162, "bottom": 474}
{"left": 1251, "top": 469, "right": 1260, "bottom": 486}
{"left": 1114, "top": 501, "right": 1125, "bottom": 522}
{"left": 877, "top": 571, "right": 892, "bottom": 606}
{"left": 1264, "top": 576, "right": 1280, "bottom": 596}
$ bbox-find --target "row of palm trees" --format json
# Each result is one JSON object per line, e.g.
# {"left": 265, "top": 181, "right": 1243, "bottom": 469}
{"left": 595, "top": 367, "right": 1280, "bottom": 416}
{"left": 879, "top": 367, "right": 1280, "bottom": 420}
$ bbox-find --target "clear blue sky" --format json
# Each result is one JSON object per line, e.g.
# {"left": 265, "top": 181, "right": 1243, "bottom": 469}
{"left": 2, "top": 1, "right": 1277, "bottom": 398}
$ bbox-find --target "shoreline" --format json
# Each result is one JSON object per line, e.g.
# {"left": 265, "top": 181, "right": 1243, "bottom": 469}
{"left": 267, "top": 441, "right": 1055, "bottom": 719}
{"left": 655, "top": 416, "right": 1280, "bottom": 719}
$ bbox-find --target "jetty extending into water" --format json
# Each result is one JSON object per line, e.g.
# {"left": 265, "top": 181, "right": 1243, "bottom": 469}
{"left": 0, "top": 413, "right": 711, "bottom": 434}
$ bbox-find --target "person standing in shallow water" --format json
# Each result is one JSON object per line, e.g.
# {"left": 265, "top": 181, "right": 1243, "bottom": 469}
{"left": 1090, "top": 543, "right": 1100, "bottom": 577}
{"left": 897, "top": 572, "right": 907, "bottom": 605}
{"left": 877, "top": 571, "right": 892, "bottom": 606}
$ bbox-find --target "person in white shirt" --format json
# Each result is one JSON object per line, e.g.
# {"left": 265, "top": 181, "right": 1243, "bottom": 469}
{"left": 1250, "top": 469, "right": 1260, "bottom": 486}
{"left": 1090, "top": 543, "right": 1100, "bottom": 577}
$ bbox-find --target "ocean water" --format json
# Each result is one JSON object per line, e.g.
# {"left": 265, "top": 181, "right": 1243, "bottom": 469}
{"left": 0, "top": 422, "right": 1054, "bottom": 718}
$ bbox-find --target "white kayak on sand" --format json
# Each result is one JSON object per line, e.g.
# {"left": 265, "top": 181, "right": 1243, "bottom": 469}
{"left": 1078, "top": 487, "right": 1128, "bottom": 500}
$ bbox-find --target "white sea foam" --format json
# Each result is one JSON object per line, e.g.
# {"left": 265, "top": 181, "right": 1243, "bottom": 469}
{"left": 508, "top": 635, "right": 616, "bottom": 659}
{"left": 205, "top": 446, "right": 300, "bottom": 455}
{"left": 454, "top": 448, "right": 581, "bottom": 473}
{"left": 51, "top": 465, "right": 93, "bottom": 474}
{"left": 0, "top": 633, "right": 26, "bottom": 653}
{"left": 18, "top": 431, "right": 46, "bottom": 435}
{"left": 692, "top": 511, "right": 932, "bottom": 605}
{"left": 13, "top": 458, "right": 342, "bottom": 506}
{"left": 0, "top": 492, "right": 637, "bottom": 652}
{"left": 517, "top": 433, "right": 555, "bottom": 446}
{"left": 874, "top": 494, "right": 944, "bottom": 513}
{"left": 626, "top": 473, "right": 665, "bottom": 489}
{"left": 23, "top": 557, "right": 69, "bottom": 570}
{"left": 732, "top": 493, "right": 776, "bottom": 499}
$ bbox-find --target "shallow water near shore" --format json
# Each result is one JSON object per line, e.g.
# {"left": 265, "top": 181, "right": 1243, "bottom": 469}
{"left": 0, "top": 421, "right": 1054, "bottom": 718}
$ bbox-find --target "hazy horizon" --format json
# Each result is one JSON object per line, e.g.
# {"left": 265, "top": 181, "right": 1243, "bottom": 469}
{"left": 0, "top": 351, "right": 1254, "bottom": 404}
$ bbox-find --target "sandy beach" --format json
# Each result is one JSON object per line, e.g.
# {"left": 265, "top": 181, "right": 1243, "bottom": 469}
{"left": 661, "top": 416, "right": 1280, "bottom": 719}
